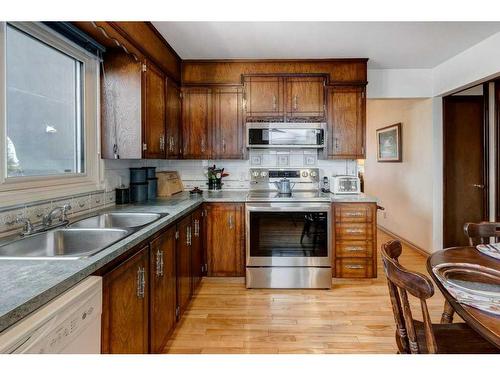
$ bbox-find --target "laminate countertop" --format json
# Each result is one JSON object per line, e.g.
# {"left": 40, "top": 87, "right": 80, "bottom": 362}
{"left": 0, "top": 190, "right": 376, "bottom": 333}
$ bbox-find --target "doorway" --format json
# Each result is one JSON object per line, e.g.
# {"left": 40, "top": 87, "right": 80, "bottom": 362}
{"left": 443, "top": 86, "right": 489, "bottom": 248}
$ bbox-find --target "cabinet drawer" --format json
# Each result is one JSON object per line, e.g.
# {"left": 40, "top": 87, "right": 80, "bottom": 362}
{"left": 335, "top": 204, "right": 373, "bottom": 223}
{"left": 335, "top": 258, "right": 374, "bottom": 278}
{"left": 335, "top": 223, "right": 372, "bottom": 240}
{"left": 336, "top": 241, "right": 373, "bottom": 258}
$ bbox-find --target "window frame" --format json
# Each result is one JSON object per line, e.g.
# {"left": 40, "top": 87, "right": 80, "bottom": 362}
{"left": 0, "top": 22, "right": 102, "bottom": 206}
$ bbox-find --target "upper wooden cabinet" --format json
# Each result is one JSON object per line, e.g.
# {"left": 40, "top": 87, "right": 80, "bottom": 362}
{"left": 326, "top": 85, "right": 366, "bottom": 159}
{"left": 143, "top": 61, "right": 166, "bottom": 159}
{"left": 243, "top": 76, "right": 284, "bottom": 121}
{"left": 205, "top": 203, "right": 245, "bottom": 277}
{"left": 243, "top": 75, "right": 326, "bottom": 122}
{"left": 213, "top": 87, "right": 245, "bottom": 159}
{"left": 181, "top": 87, "right": 212, "bottom": 159}
{"left": 165, "top": 78, "right": 182, "bottom": 159}
{"left": 101, "top": 49, "right": 166, "bottom": 159}
{"left": 285, "top": 76, "right": 326, "bottom": 121}
{"left": 101, "top": 246, "right": 149, "bottom": 354}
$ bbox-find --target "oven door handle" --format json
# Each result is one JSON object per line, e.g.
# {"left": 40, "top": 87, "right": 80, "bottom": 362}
{"left": 246, "top": 205, "right": 331, "bottom": 212}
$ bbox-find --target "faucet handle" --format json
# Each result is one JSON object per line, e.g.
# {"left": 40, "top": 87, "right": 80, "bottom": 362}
{"left": 61, "top": 204, "right": 72, "bottom": 221}
{"left": 16, "top": 217, "right": 34, "bottom": 235}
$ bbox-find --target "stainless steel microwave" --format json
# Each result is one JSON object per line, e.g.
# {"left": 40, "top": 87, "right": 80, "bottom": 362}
{"left": 246, "top": 123, "right": 325, "bottom": 148}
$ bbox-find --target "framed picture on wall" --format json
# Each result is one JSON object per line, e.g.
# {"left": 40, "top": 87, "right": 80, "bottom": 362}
{"left": 376, "top": 123, "right": 402, "bottom": 162}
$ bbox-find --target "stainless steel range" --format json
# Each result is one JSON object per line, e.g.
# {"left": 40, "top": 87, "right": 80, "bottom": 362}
{"left": 246, "top": 168, "right": 332, "bottom": 289}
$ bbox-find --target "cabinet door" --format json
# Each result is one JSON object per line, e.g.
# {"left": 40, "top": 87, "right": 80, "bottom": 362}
{"left": 149, "top": 227, "right": 177, "bottom": 353}
{"left": 101, "top": 246, "right": 149, "bottom": 354}
{"left": 285, "top": 76, "right": 326, "bottom": 120}
{"left": 176, "top": 215, "right": 192, "bottom": 316}
{"left": 143, "top": 61, "right": 166, "bottom": 159}
{"left": 165, "top": 78, "right": 181, "bottom": 159}
{"left": 206, "top": 203, "right": 245, "bottom": 277}
{"left": 101, "top": 50, "right": 142, "bottom": 159}
{"left": 213, "top": 87, "right": 245, "bottom": 159}
{"left": 244, "top": 76, "right": 284, "bottom": 120}
{"left": 327, "top": 86, "right": 366, "bottom": 159}
{"left": 191, "top": 208, "right": 204, "bottom": 291}
{"left": 181, "top": 87, "right": 212, "bottom": 159}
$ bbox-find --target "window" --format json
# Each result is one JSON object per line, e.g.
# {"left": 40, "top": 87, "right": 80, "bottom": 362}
{"left": 0, "top": 22, "right": 101, "bottom": 205}
{"left": 6, "top": 24, "right": 84, "bottom": 177}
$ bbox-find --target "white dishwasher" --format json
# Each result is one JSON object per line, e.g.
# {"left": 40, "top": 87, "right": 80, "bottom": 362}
{"left": 0, "top": 276, "right": 102, "bottom": 354}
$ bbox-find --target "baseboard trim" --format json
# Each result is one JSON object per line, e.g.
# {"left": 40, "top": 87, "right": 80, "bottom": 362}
{"left": 377, "top": 225, "right": 431, "bottom": 257}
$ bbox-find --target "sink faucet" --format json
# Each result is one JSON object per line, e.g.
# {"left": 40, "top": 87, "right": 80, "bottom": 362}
{"left": 42, "top": 204, "right": 72, "bottom": 227}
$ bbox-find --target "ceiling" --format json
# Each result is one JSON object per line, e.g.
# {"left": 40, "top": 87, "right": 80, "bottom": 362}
{"left": 152, "top": 22, "right": 500, "bottom": 69}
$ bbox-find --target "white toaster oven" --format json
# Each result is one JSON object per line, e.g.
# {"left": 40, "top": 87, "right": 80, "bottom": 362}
{"left": 332, "top": 175, "right": 361, "bottom": 195}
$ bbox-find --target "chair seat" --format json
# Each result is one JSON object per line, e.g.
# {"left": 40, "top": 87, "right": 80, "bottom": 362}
{"left": 413, "top": 320, "right": 499, "bottom": 354}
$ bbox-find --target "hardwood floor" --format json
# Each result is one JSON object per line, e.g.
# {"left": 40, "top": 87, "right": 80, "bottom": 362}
{"left": 164, "top": 230, "right": 449, "bottom": 354}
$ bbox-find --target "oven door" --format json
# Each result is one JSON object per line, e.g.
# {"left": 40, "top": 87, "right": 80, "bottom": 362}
{"left": 246, "top": 203, "right": 331, "bottom": 267}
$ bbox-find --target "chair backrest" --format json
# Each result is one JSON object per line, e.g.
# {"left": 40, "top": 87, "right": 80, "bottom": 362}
{"left": 381, "top": 240, "right": 437, "bottom": 354}
{"left": 464, "top": 222, "right": 500, "bottom": 246}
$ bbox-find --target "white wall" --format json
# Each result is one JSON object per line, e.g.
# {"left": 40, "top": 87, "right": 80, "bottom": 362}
{"left": 365, "top": 99, "right": 434, "bottom": 252}
{"left": 433, "top": 31, "right": 500, "bottom": 96}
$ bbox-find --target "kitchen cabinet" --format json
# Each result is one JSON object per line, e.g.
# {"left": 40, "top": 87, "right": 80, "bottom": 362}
{"left": 176, "top": 215, "right": 192, "bottom": 316}
{"left": 191, "top": 208, "right": 204, "bottom": 291}
{"left": 333, "top": 203, "right": 377, "bottom": 278}
{"left": 326, "top": 85, "right": 366, "bottom": 159}
{"left": 181, "top": 87, "right": 212, "bottom": 159}
{"left": 101, "top": 245, "right": 149, "bottom": 354}
{"left": 149, "top": 226, "right": 177, "bottom": 353}
{"left": 101, "top": 49, "right": 168, "bottom": 159}
{"left": 165, "top": 78, "right": 182, "bottom": 158}
{"left": 143, "top": 60, "right": 166, "bottom": 159}
{"left": 212, "top": 87, "right": 245, "bottom": 159}
{"left": 243, "top": 75, "right": 327, "bottom": 122}
{"left": 285, "top": 76, "right": 326, "bottom": 121}
{"left": 205, "top": 203, "right": 245, "bottom": 277}
{"left": 243, "top": 76, "right": 284, "bottom": 121}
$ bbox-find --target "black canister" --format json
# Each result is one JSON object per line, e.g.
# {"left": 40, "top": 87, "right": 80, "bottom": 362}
{"left": 143, "top": 166, "right": 156, "bottom": 179}
{"left": 130, "top": 182, "right": 148, "bottom": 202}
{"left": 147, "top": 178, "right": 158, "bottom": 200}
{"left": 130, "top": 168, "right": 146, "bottom": 183}
{"left": 115, "top": 187, "right": 130, "bottom": 204}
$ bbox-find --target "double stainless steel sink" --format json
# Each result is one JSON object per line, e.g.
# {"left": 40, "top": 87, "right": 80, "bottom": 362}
{"left": 0, "top": 212, "right": 165, "bottom": 260}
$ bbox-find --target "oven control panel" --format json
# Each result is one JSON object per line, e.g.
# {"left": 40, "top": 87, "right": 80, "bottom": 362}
{"left": 250, "top": 168, "right": 319, "bottom": 184}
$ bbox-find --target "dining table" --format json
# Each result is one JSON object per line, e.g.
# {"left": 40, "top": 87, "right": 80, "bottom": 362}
{"left": 427, "top": 246, "right": 500, "bottom": 349}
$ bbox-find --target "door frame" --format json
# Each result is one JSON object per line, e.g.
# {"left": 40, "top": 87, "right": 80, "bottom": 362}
{"left": 442, "top": 90, "right": 490, "bottom": 246}
{"left": 495, "top": 81, "right": 500, "bottom": 221}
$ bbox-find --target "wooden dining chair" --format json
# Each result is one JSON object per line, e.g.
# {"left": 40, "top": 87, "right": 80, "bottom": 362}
{"left": 464, "top": 222, "right": 500, "bottom": 246}
{"left": 381, "top": 240, "right": 498, "bottom": 354}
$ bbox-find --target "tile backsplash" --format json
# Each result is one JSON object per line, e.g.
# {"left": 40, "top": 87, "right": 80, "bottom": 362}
{"left": 0, "top": 190, "right": 115, "bottom": 237}
{"left": 104, "top": 150, "right": 358, "bottom": 191}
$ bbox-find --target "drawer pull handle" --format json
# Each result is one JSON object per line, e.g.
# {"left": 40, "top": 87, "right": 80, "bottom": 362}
{"left": 346, "top": 265, "right": 363, "bottom": 269}
{"left": 346, "top": 229, "right": 364, "bottom": 234}
{"left": 346, "top": 247, "right": 364, "bottom": 251}
{"left": 346, "top": 212, "right": 364, "bottom": 217}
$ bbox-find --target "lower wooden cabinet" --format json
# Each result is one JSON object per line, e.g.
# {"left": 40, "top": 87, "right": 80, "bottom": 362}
{"left": 149, "top": 226, "right": 177, "bottom": 353}
{"left": 101, "top": 246, "right": 149, "bottom": 354}
{"left": 205, "top": 203, "right": 245, "bottom": 277}
{"left": 333, "top": 202, "right": 377, "bottom": 278}
{"left": 176, "top": 215, "right": 192, "bottom": 316}
{"left": 100, "top": 209, "right": 204, "bottom": 353}
{"left": 191, "top": 207, "right": 204, "bottom": 291}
